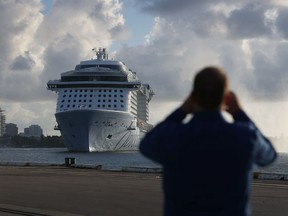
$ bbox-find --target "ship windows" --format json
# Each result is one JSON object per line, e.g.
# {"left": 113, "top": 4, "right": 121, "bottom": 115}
{"left": 67, "top": 88, "right": 127, "bottom": 112}
{"left": 58, "top": 88, "right": 98, "bottom": 112}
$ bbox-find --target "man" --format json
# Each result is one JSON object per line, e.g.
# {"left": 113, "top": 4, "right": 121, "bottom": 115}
{"left": 139, "top": 67, "right": 277, "bottom": 216}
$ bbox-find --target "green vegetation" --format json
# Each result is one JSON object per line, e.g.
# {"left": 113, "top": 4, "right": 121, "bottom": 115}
{"left": 0, "top": 135, "right": 65, "bottom": 148}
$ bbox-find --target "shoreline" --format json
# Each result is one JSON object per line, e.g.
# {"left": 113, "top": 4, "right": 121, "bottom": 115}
{"left": 0, "top": 162, "right": 288, "bottom": 181}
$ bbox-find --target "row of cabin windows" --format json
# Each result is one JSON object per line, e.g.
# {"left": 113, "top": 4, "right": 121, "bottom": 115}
{"left": 62, "top": 94, "right": 124, "bottom": 98}
{"left": 63, "top": 89, "right": 124, "bottom": 93}
{"left": 60, "top": 99, "right": 124, "bottom": 103}
{"left": 60, "top": 104, "right": 124, "bottom": 108}
{"left": 58, "top": 89, "right": 128, "bottom": 111}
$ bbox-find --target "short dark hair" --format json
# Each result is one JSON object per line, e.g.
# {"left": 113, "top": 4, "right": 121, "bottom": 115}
{"left": 193, "top": 66, "right": 228, "bottom": 109}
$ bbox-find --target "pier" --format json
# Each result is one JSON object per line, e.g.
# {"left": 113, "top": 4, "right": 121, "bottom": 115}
{"left": 0, "top": 166, "right": 288, "bottom": 216}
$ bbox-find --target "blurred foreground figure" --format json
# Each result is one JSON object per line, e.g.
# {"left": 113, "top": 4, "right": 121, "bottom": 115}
{"left": 140, "top": 66, "right": 277, "bottom": 216}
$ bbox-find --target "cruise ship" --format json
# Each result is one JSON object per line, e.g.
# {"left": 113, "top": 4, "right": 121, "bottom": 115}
{"left": 47, "top": 48, "right": 154, "bottom": 152}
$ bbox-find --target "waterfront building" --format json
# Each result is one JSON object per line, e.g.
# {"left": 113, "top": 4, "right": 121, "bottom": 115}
{"left": 24, "top": 124, "right": 43, "bottom": 137}
{"left": 0, "top": 108, "right": 6, "bottom": 137}
{"left": 5, "top": 123, "right": 18, "bottom": 136}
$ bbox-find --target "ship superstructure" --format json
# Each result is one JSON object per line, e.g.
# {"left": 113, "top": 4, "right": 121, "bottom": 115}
{"left": 47, "top": 48, "right": 154, "bottom": 151}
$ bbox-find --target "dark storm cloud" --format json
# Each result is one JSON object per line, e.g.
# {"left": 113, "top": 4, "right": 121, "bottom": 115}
{"left": 10, "top": 52, "right": 35, "bottom": 71}
{"left": 276, "top": 8, "right": 288, "bottom": 39}
{"left": 248, "top": 42, "right": 288, "bottom": 100}
{"left": 136, "top": 0, "right": 210, "bottom": 14}
{"left": 227, "top": 3, "right": 273, "bottom": 39}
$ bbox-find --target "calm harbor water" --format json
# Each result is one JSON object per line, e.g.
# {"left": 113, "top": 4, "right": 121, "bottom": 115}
{"left": 0, "top": 148, "right": 287, "bottom": 174}
{"left": 0, "top": 148, "right": 160, "bottom": 170}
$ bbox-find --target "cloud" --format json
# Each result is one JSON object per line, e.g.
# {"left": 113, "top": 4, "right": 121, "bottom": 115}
{"left": 10, "top": 52, "right": 36, "bottom": 71}
{"left": 120, "top": 0, "right": 288, "bottom": 103}
{"left": 0, "top": 0, "right": 127, "bottom": 133}
{"left": 226, "top": 3, "right": 274, "bottom": 39}
{"left": 1, "top": 0, "right": 288, "bottom": 138}
{"left": 276, "top": 8, "right": 288, "bottom": 39}
{"left": 138, "top": 0, "right": 210, "bottom": 15}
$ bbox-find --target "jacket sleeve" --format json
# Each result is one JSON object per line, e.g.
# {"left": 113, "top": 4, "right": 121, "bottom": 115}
{"left": 233, "top": 110, "right": 277, "bottom": 166}
{"left": 139, "top": 108, "right": 187, "bottom": 164}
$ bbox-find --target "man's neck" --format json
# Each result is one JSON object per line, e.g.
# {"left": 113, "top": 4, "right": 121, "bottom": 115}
{"left": 193, "top": 105, "right": 222, "bottom": 112}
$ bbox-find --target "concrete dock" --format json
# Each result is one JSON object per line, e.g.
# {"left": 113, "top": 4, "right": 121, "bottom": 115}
{"left": 0, "top": 166, "right": 288, "bottom": 216}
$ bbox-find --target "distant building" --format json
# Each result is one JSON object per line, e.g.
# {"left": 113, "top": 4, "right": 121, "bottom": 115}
{"left": 24, "top": 127, "right": 29, "bottom": 136}
{"left": 0, "top": 108, "right": 6, "bottom": 136}
{"left": 23, "top": 124, "right": 43, "bottom": 137}
{"left": 5, "top": 123, "right": 18, "bottom": 136}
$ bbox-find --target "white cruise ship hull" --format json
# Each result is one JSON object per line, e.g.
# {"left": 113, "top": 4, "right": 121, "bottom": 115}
{"left": 56, "top": 110, "right": 140, "bottom": 152}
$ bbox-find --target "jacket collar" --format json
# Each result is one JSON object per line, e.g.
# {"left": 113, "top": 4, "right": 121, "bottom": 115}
{"left": 192, "top": 110, "right": 227, "bottom": 122}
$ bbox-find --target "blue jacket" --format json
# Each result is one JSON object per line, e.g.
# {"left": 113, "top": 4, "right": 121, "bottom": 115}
{"left": 140, "top": 108, "right": 277, "bottom": 216}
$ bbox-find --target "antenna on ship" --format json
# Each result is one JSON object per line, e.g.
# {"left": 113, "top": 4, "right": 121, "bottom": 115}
{"left": 92, "top": 47, "right": 108, "bottom": 60}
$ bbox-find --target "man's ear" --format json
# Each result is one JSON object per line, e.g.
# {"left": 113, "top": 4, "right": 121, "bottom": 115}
{"left": 224, "top": 91, "right": 230, "bottom": 105}
{"left": 222, "top": 91, "right": 231, "bottom": 111}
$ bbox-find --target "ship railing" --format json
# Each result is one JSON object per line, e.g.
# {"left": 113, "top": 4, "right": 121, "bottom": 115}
{"left": 137, "top": 119, "right": 153, "bottom": 132}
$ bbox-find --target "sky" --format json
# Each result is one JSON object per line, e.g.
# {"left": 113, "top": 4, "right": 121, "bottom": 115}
{"left": 0, "top": 0, "right": 288, "bottom": 150}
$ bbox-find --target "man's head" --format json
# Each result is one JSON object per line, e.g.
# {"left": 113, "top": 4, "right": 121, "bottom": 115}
{"left": 192, "top": 66, "right": 228, "bottom": 110}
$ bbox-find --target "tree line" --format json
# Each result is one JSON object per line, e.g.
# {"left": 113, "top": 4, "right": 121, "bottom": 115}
{"left": 0, "top": 135, "right": 65, "bottom": 148}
